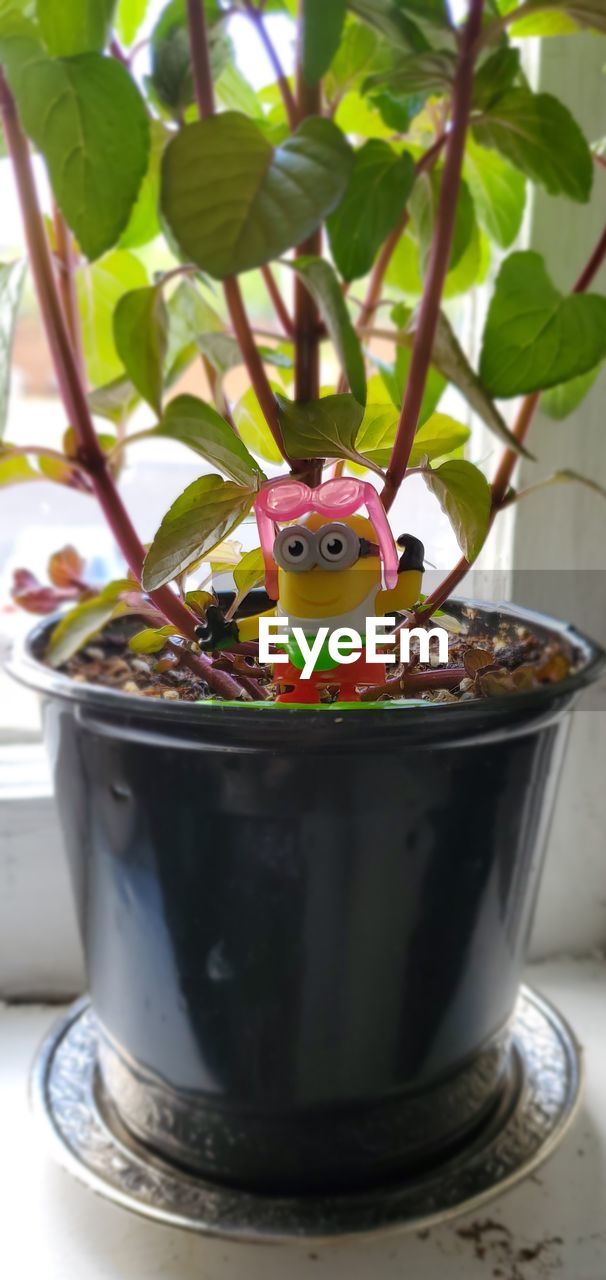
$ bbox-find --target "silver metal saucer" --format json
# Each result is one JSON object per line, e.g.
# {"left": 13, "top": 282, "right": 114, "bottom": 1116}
{"left": 31, "top": 987, "right": 582, "bottom": 1243}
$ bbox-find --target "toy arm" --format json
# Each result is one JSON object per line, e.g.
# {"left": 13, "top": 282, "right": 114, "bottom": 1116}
{"left": 235, "top": 608, "right": 276, "bottom": 643}
{"left": 196, "top": 604, "right": 275, "bottom": 650}
{"left": 376, "top": 534, "right": 424, "bottom": 617}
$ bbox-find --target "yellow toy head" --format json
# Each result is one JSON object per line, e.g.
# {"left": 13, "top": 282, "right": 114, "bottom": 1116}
{"left": 276, "top": 513, "right": 383, "bottom": 619}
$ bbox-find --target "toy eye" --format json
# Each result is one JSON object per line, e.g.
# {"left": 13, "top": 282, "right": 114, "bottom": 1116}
{"left": 320, "top": 533, "right": 346, "bottom": 561}
{"left": 317, "top": 524, "right": 359, "bottom": 570}
{"left": 274, "top": 525, "right": 315, "bottom": 572}
{"left": 285, "top": 537, "right": 306, "bottom": 561}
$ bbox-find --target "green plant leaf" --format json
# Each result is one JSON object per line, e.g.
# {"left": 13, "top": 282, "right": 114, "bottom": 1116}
{"left": 225, "top": 546, "right": 265, "bottom": 618}
{"left": 497, "top": 1, "right": 606, "bottom": 36}
{"left": 367, "top": 86, "right": 426, "bottom": 134}
{"left": 511, "top": 468, "right": 606, "bottom": 506}
{"left": 142, "top": 474, "right": 254, "bottom": 591}
{"left": 234, "top": 546, "right": 265, "bottom": 596}
{"left": 386, "top": 215, "right": 490, "bottom": 300}
{"left": 303, "top": 0, "right": 347, "bottom": 82}
{"left": 464, "top": 136, "right": 526, "bottom": 249}
{"left": 356, "top": 406, "right": 470, "bottom": 468}
{"left": 150, "top": 0, "right": 230, "bottom": 114}
{"left": 472, "top": 47, "right": 520, "bottom": 111}
{"left": 397, "top": 0, "right": 450, "bottom": 22}
{"left": 47, "top": 583, "right": 131, "bottom": 667}
{"left": 541, "top": 363, "right": 603, "bottom": 420}
{"left": 334, "top": 88, "right": 396, "bottom": 140}
{"left": 0, "top": 260, "right": 25, "bottom": 439}
{"left": 183, "top": 588, "right": 214, "bottom": 618}
{"left": 364, "top": 49, "right": 456, "bottom": 95}
{"left": 409, "top": 415, "right": 471, "bottom": 467}
{"left": 325, "top": 17, "right": 380, "bottom": 94}
{"left": 36, "top": 0, "right": 117, "bottom": 54}
{"left": 472, "top": 89, "right": 593, "bottom": 204}
{"left": 348, "top": 0, "right": 431, "bottom": 49}
{"left": 233, "top": 386, "right": 283, "bottom": 464}
{"left": 289, "top": 256, "right": 367, "bottom": 403}
{"left": 116, "top": 0, "right": 147, "bottom": 44}
{"left": 113, "top": 285, "right": 169, "bottom": 414}
{"left": 196, "top": 331, "right": 241, "bottom": 375}
{"left": 88, "top": 375, "right": 140, "bottom": 424}
{"left": 152, "top": 394, "right": 265, "bottom": 486}
{"left": 423, "top": 460, "right": 491, "bottom": 562}
{"left": 119, "top": 120, "right": 168, "bottom": 251}
{"left": 327, "top": 141, "right": 415, "bottom": 282}
{"left": 277, "top": 393, "right": 373, "bottom": 469}
{"left": 0, "top": 35, "right": 150, "bottom": 259}
{"left": 374, "top": 344, "right": 445, "bottom": 422}
{"left": 215, "top": 59, "right": 261, "bottom": 117}
{"left": 413, "top": 309, "right": 532, "bottom": 454}
{"left": 76, "top": 250, "right": 148, "bottom": 386}
{"left": 165, "top": 277, "right": 223, "bottom": 382}
{"left": 410, "top": 172, "right": 475, "bottom": 274}
{"left": 0, "top": 452, "right": 39, "bottom": 486}
{"left": 479, "top": 251, "right": 606, "bottom": 398}
{"left": 129, "top": 624, "right": 179, "bottom": 654}
{"left": 161, "top": 113, "right": 353, "bottom": 279}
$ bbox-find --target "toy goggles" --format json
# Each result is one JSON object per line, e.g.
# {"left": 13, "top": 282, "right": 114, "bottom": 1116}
{"left": 255, "top": 477, "right": 399, "bottom": 599}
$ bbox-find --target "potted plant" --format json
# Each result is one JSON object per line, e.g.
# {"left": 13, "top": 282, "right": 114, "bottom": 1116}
{"left": 1, "top": 0, "right": 605, "bottom": 1194}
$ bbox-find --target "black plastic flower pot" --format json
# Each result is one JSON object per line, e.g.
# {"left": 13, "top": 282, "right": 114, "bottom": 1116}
{"left": 9, "top": 599, "right": 604, "bottom": 1194}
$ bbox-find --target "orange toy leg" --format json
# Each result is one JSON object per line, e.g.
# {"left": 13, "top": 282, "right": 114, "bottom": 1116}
{"left": 274, "top": 661, "right": 325, "bottom": 704}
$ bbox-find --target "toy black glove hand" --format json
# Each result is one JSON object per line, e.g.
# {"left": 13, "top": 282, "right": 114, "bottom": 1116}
{"left": 195, "top": 604, "right": 239, "bottom": 652}
{"left": 396, "top": 534, "right": 425, "bottom": 573}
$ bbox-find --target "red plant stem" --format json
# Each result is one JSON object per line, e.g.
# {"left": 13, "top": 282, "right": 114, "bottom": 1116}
{"left": 360, "top": 666, "right": 467, "bottom": 701}
{"left": 52, "top": 203, "right": 86, "bottom": 386}
{"left": 242, "top": 0, "right": 297, "bottom": 129}
{"left": 185, "top": 0, "right": 294, "bottom": 468}
{"left": 418, "top": 219, "right": 606, "bottom": 622}
{"left": 109, "top": 36, "right": 129, "bottom": 67}
{"left": 356, "top": 211, "right": 411, "bottom": 336}
{"left": 291, "top": 2, "right": 322, "bottom": 486}
{"left": 171, "top": 643, "right": 249, "bottom": 700}
{"left": 381, "top": 0, "right": 485, "bottom": 512}
{"left": 185, "top": 0, "right": 215, "bottom": 117}
{"left": 293, "top": 17, "right": 322, "bottom": 410}
{"left": 574, "top": 223, "right": 606, "bottom": 294}
{"left": 223, "top": 277, "right": 291, "bottom": 459}
{"left": 356, "top": 134, "right": 448, "bottom": 335}
{"left": 261, "top": 264, "right": 294, "bottom": 337}
{"left": 0, "top": 72, "right": 248, "bottom": 696}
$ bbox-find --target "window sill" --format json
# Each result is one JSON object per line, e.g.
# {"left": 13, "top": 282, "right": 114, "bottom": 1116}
{"left": 1, "top": 958, "right": 605, "bottom": 1278}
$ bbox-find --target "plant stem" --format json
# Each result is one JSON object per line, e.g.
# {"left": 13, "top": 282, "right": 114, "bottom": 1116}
{"left": 290, "top": 2, "right": 322, "bottom": 484}
{"left": 381, "top": 0, "right": 485, "bottom": 512}
{"left": 293, "top": 19, "right": 322, "bottom": 410}
{"left": 52, "top": 203, "right": 86, "bottom": 386}
{"left": 169, "top": 641, "right": 251, "bottom": 700}
{"left": 360, "top": 666, "right": 467, "bottom": 701}
{"left": 418, "top": 219, "right": 606, "bottom": 621}
{"left": 356, "top": 134, "right": 448, "bottom": 335}
{"left": 476, "top": 0, "right": 560, "bottom": 49}
{"left": 242, "top": 0, "right": 297, "bottom": 129}
{"left": 185, "top": 0, "right": 215, "bottom": 117}
{"left": 0, "top": 72, "right": 247, "bottom": 697}
{"left": 185, "top": 0, "right": 294, "bottom": 468}
{"left": 261, "top": 264, "right": 294, "bottom": 337}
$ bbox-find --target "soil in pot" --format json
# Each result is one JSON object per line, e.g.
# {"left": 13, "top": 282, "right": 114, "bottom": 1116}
{"left": 50, "top": 603, "right": 582, "bottom": 706}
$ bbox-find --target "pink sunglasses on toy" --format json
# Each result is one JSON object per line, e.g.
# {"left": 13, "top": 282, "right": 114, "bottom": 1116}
{"left": 255, "top": 477, "right": 399, "bottom": 599}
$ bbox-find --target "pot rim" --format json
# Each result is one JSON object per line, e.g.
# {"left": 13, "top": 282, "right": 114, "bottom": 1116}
{"left": 4, "top": 596, "right": 604, "bottom": 748}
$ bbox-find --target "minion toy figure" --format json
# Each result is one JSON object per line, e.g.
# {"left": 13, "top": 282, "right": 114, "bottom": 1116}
{"left": 197, "top": 477, "right": 424, "bottom": 704}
